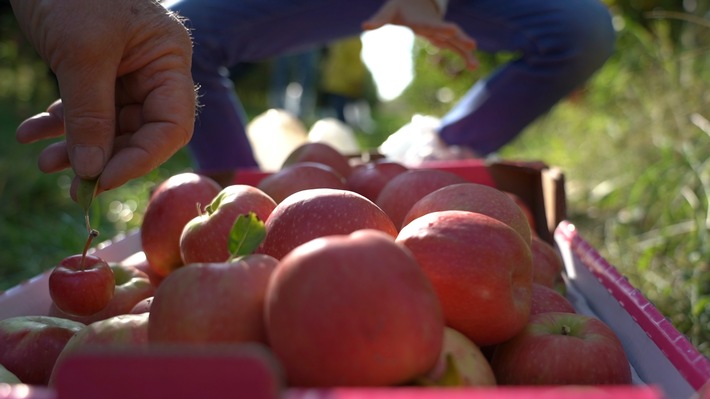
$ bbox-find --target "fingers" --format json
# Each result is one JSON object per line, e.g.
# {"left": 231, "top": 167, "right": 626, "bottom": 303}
{"left": 15, "top": 100, "right": 65, "bottom": 144}
{"left": 56, "top": 63, "right": 118, "bottom": 181}
{"left": 412, "top": 23, "right": 479, "bottom": 70}
{"left": 99, "top": 72, "right": 196, "bottom": 191}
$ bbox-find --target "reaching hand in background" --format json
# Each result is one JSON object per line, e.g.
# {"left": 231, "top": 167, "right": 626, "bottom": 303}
{"left": 10, "top": 0, "right": 196, "bottom": 197}
{"left": 362, "top": 0, "right": 478, "bottom": 70}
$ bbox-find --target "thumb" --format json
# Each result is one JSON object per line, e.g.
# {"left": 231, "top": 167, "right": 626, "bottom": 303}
{"left": 362, "top": 4, "right": 398, "bottom": 31}
{"left": 56, "top": 64, "right": 117, "bottom": 180}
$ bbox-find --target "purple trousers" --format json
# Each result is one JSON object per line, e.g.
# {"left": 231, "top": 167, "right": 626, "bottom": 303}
{"left": 166, "top": 0, "right": 615, "bottom": 173}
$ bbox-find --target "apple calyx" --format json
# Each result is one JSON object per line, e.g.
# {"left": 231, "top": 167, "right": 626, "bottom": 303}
{"left": 227, "top": 212, "right": 266, "bottom": 262}
{"left": 561, "top": 324, "right": 572, "bottom": 336}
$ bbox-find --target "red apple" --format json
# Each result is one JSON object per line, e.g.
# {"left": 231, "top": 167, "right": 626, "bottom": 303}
{"left": 346, "top": 160, "right": 409, "bottom": 202}
{"left": 179, "top": 185, "right": 277, "bottom": 264}
{"left": 417, "top": 326, "right": 497, "bottom": 387}
{"left": 490, "top": 312, "right": 632, "bottom": 385}
{"left": 49, "top": 254, "right": 115, "bottom": 317}
{"left": 531, "top": 236, "right": 566, "bottom": 293}
{"left": 257, "top": 162, "right": 347, "bottom": 203}
{"left": 506, "top": 192, "right": 537, "bottom": 235}
{"left": 140, "top": 173, "right": 222, "bottom": 277}
{"left": 265, "top": 229, "right": 444, "bottom": 387}
{"left": 0, "top": 315, "right": 85, "bottom": 385}
{"left": 258, "top": 188, "right": 398, "bottom": 260}
{"left": 49, "top": 313, "right": 149, "bottom": 387}
{"left": 129, "top": 296, "right": 153, "bottom": 314}
{"left": 148, "top": 254, "right": 278, "bottom": 344}
{"left": 376, "top": 169, "right": 468, "bottom": 230}
{"left": 530, "top": 283, "right": 576, "bottom": 315}
{"left": 281, "top": 141, "right": 353, "bottom": 178}
{"left": 396, "top": 210, "right": 532, "bottom": 347}
{"left": 123, "top": 251, "right": 165, "bottom": 288}
{"left": 402, "top": 183, "right": 532, "bottom": 245}
{"left": 48, "top": 262, "right": 155, "bottom": 324}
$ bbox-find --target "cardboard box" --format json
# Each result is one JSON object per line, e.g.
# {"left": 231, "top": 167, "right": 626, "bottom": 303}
{"left": 1, "top": 159, "right": 708, "bottom": 399}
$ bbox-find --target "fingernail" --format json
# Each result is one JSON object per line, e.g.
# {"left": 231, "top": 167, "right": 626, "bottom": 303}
{"left": 72, "top": 145, "right": 105, "bottom": 178}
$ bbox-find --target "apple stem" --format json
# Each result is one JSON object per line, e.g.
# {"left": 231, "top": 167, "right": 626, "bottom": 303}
{"left": 561, "top": 324, "right": 572, "bottom": 336}
{"left": 80, "top": 229, "right": 100, "bottom": 270}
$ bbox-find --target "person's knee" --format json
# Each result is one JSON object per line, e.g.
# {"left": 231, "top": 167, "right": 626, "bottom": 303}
{"left": 557, "top": 0, "right": 616, "bottom": 72}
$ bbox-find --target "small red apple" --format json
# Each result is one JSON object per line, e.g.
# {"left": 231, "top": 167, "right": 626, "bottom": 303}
{"left": 281, "top": 141, "right": 353, "bottom": 178}
{"left": 48, "top": 262, "right": 155, "bottom": 324}
{"left": 258, "top": 188, "right": 398, "bottom": 260}
{"left": 49, "top": 254, "right": 115, "bottom": 317}
{"left": 346, "top": 160, "right": 409, "bottom": 202}
{"left": 179, "top": 185, "right": 277, "bottom": 264}
{"left": 490, "top": 312, "right": 632, "bottom": 385}
{"left": 376, "top": 169, "right": 468, "bottom": 229}
{"left": 401, "top": 183, "right": 532, "bottom": 245}
{"left": 0, "top": 315, "right": 85, "bottom": 386}
{"left": 530, "top": 283, "right": 575, "bottom": 315}
{"left": 257, "top": 162, "right": 347, "bottom": 203}
{"left": 396, "top": 210, "right": 532, "bottom": 347}
{"left": 140, "top": 173, "right": 222, "bottom": 277}
{"left": 265, "top": 229, "right": 444, "bottom": 387}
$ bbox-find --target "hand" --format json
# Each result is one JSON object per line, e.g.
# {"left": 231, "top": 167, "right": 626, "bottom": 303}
{"left": 363, "top": 0, "right": 478, "bottom": 70}
{"left": 10, "top": 0, "right": 196, "bottom": 197}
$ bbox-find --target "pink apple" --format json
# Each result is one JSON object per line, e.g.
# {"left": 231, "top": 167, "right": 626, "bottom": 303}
{"left": 140, "top": 173, "right": 222, "bottom": 277}
{"left": 179, "top": 185, "right": 277, "bottom": 264}
{"left": 0, "top": 315, "right": 85, "bottom": 385}
{"left": 48, "top": 262, "right": 155, "bottom": 324}
{"left": 148, "top": 254, "right": 278, "bottom": 344}
{"left": 346, "top": 160, "right": 409, "bottom": 202}
{"left": 281, "top": 141, "right": 353, "bottom": 178}
{"left": 506, "top": 192, "right": 537, "bottom": 236}
{"left": 265, "top": 229, "right": 444, "bottom": 387}
{"left": 531, "top": 236, "right": 566, "bottom": 293}
{"left": 376, "top": 169, "right": 468, "bottom": 230}
{"left": 491, "top": 312, "right": 632, "bottom": 385}
{"left": 258, "top": 188, "right": 398, "bottom": 260}
{"left": 129, "top": 296, "right": 153, "bottom": 314}
{"left": 530, "top": 283, "right": 575, "bottom": 315}
{"left": 49, "top": 254, "right": 115, "bottom": 317}
{"left": 396, "top": 210, "right": 533, "bottom": 347}
{"left": 417, "top": 326, "right": 497, "bottom": 387}
{"left": 257, "top": 162, "right": 347, "bottom": 203}
{"left": 49, "top": 313, "right": 149, "bottom": 387}
{"left": 402, "top": 182, "right": 532, "bottom": 245}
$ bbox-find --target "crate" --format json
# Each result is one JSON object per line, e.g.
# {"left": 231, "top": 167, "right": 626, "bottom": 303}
{"left": 1, "top": 159, "right": 708, "bottom": 399}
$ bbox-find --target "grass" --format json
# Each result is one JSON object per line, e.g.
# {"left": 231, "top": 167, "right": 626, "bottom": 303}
{"left": 1, "top": 10, "right": 708, "bottom": 358}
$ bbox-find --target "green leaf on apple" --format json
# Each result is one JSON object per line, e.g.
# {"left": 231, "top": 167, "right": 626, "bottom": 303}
{"left": 227, "top": 212, "right": 266, "bottom": 261}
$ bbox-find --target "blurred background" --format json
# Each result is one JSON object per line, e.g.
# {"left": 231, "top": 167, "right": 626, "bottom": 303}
{"left": 1, "top": 1, "right": 709, "bottom": 355}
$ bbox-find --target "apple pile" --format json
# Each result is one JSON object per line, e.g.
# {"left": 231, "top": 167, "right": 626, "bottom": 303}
{"left": 0, "top": 142, "right": 633, "bottom": 391}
